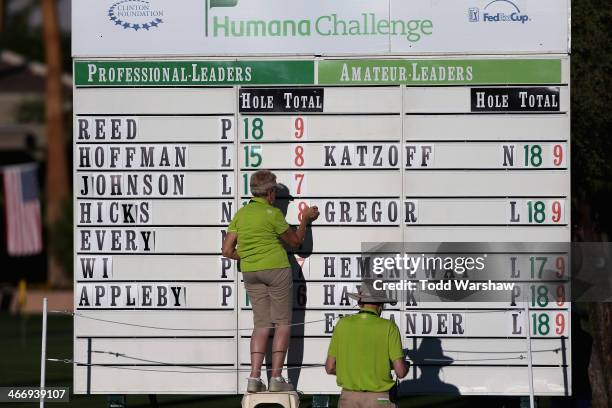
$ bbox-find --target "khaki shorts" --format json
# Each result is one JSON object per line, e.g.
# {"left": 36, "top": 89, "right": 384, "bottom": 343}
{"left": 243, "top": 267, "right": 293, "bottom": 328}
{"left": 338, "top": 390, "right": 396, "bottom": 408}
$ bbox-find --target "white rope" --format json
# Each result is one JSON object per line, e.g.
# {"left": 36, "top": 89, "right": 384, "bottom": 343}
{"left": 50, "top": 310, "right": 333, "bottom": 331}
{"left": 50, "top": 307, "right": 521, "bottom": 332}
{"left": 48, "top": 357, "right": 324, "bottom": 373}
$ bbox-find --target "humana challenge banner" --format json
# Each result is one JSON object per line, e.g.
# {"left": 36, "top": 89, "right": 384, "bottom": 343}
{"left": 72, "top": 0, "right": 570, "bottom": 56}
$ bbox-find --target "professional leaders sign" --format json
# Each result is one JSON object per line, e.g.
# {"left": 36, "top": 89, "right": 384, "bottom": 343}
{"left": 72, "top": 0, "right": 570, "bottom": 56}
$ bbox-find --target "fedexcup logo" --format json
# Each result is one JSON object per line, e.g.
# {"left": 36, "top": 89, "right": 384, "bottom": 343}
{"left": 108, "top": 0, "right": 164, "bottom": 31}
{"left": 468, "top": 0, "right": 530, "bottom": 24}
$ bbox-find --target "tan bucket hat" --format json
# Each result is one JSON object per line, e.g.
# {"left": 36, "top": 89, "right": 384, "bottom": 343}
{"left": 347, "top": 283, "right": 396, "bottom": 304}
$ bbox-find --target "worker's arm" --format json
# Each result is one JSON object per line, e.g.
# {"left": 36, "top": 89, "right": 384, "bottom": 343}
{"left": 325, "top": 355, "right": 336, "bottom": 375}
{"left": 392, "top": 358, "right": 407, "bottom": 379}
{"left": 280, "top": 205, "right": 319, "bottom": 248}
{"left": 389, "top": 323, "right": 407, "bottom": 378}
{"left": 221, "top": 232, "right": 240, "bottom": 260}
{"left": 326, "top": 323, "right": 339, "bottom": 375}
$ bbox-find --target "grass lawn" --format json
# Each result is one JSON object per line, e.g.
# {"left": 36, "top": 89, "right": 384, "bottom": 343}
{"left": 0, "top": 312, "right": 568, "bottom": 407}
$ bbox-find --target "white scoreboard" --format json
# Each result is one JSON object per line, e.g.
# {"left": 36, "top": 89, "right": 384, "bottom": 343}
{"left": 73, "top": 57, "right": 570, "bottom": 395}
{"left": 72, "top": 0, "right": 571, "bottom": 397}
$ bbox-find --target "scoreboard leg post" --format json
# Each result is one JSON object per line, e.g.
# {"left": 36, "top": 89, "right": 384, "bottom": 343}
{"left": 147, "top": 394, "right": 158, "bottom": 408}
{"left": 520, "top": 396, "right": 538, "bottom": 408}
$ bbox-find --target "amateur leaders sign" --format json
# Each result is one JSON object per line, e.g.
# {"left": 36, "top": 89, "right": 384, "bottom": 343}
{"left": 72, "top": 0, "right": 570, "bottom": 57}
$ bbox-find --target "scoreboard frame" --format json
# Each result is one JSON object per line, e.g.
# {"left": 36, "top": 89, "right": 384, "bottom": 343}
{"left": 72, "top": 55, "right": 570, "bottom": 395}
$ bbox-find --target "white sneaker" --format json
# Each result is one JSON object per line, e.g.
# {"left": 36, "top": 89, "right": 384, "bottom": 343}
{"left": 247, "top": 378, "right": 267, "bottom": 393}
{"left": 268, "top": 376, "right": 294, "bottom": 392}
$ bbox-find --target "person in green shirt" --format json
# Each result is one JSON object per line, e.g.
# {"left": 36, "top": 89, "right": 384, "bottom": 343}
{"left": 222, "top": 169, "right": 319, "bottom": 393}
{"left": 325, "top": 285, "right": 408, "bottom": 407}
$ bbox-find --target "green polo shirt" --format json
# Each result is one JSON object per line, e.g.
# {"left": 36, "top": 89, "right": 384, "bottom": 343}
{"left": 328, "top": 306, "right": 404, "bottom": 392}
{"left": 227, "top": 197, "right": 291, "bottom": 272}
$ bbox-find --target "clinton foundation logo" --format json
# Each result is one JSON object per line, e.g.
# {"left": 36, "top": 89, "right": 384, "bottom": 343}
{"left": 204, "top": 0, "right": 434, "bottom": 43}
{"left": 108, "top": 0, "right": 164, "bottom": 31}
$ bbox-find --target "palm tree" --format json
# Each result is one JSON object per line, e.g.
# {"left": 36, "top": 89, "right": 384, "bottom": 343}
{"left": 41, "top": 0, "right": 69, "bottom": 287}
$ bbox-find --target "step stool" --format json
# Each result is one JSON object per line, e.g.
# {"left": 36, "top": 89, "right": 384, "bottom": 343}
{"left": 241, "top": 391, "right": 300, "bottom": 408}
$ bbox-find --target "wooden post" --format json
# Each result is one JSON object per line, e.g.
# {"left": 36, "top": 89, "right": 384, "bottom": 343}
{"left": 41, "top": 0, "right": 70, "bottom": 288}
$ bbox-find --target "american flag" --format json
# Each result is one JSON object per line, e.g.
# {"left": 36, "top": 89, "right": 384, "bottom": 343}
{"left": 2, "top": 164, "right": 43, "bottom": 256}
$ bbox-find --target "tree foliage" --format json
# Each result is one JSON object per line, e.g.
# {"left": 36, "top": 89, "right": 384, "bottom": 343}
{"left": 0, "top": 1, "right": 71, "bottom": 73}
{"left": 571, "top": 0, "right": 612, "bottom": 230}
{"left": 572, "top": 3, "right": 612, "bottom": 407}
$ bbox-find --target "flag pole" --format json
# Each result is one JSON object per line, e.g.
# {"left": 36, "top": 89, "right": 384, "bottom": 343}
{"left": 524, "top": 301, "right": 535, "bottom": 408}
{"left": 40, "top": 297, "right": 48, "bottom": 408}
